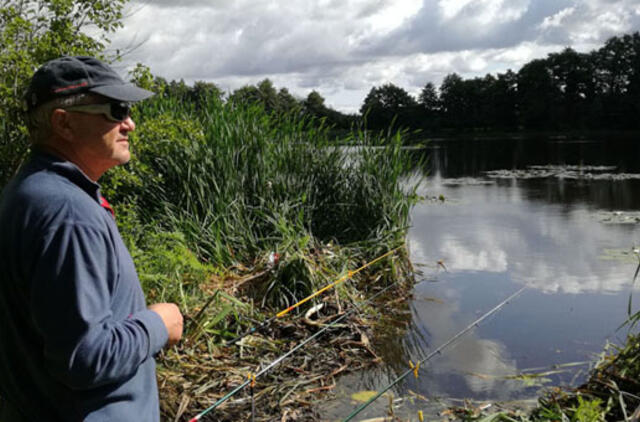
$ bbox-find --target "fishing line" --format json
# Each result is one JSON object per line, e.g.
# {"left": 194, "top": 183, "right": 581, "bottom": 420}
{"left": 341, "top": 286, "right": 527, "bottom": 422}
{"left": 224, "top": 246, "right": 403, "bottom": 346}
{"left": 188, "top": 280, "right": 402, "bottom": 421}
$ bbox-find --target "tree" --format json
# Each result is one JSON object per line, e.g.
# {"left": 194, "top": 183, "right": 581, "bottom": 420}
{"left": 304, "top": 90, "right": 328, "bottom": 116}
{"left": 256, "top": 79, "right": 278, "bottom": 112}
{"left": 516, "top": 59, "right": 559, "bottom": 130}
{"left": 439, "top": 73, "right": 469, "bottom": 128}
{"left": 0, "top": 0, "right": 128, "bottom": 187}
{"left": 276, "top": 87, "right": 300, "bottom": 114}
{"left": 417, "top": 82, "right": 441, "bottom": 130}
{"left": 129, "top": 63, "right": 166, "bottom": 96}
{"left": 228, "top": 79, "right": 282, "bottom": 113}
{"left": 419, "top": 83, "right": 440, "bottom": 111}
{"left": 360, "top": 83, "right": 417, "bottom": 130}
{"left": 191, "top": 81, "right": 224, "bottom": 109}
{"left": 547, "top": 48, "right": 594, "bottom": 129}
{"left": 594, "top": 32, "right": 640, "bottom": 129}
{"left": 228, "top": 84, "right": 261, "bottom": 106}
{"left": 490, "top": 70, "right": 518, "bottom": 130}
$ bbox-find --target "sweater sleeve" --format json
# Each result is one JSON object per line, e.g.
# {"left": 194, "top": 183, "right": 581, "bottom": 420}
{"left": 29, "top": 222, "right": 168, "bottom": 390}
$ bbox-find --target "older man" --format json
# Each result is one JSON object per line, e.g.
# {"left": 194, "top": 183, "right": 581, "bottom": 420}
{"left": 0, "top": 56, "right": 183, "bottom": 421}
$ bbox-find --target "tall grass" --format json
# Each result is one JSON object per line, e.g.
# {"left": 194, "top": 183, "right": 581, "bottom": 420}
{"left": 106, "top": 94, "right": 419, "bottom": 283}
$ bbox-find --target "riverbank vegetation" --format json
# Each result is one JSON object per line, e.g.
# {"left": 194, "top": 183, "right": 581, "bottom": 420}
{"left": 97, "top": 64, "right": 421, "bottom": 421}
{"left": 1, "top": 1, "right": 420, "bottom": 420}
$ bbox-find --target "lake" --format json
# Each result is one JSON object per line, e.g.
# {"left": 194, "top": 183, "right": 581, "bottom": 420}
{"left": 322, "top": 137, "right": 640, "bottom": 421}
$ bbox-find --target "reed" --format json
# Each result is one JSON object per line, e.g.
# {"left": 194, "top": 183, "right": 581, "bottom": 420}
{"left": 103, "top": 93, "right": 419, "bottom": 310}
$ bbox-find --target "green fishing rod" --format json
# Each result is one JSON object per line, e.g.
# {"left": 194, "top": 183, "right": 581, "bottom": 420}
{"left": 188, "top": 280, "right": 402, "bottom": 421}
{"left": 223, "top": 246, "right": 403, "bottom": 346}
{"left": 342, "top": 285, "right": 527, "bottom": 422}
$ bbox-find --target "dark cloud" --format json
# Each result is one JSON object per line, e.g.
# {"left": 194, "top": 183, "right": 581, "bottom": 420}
{"left": 355, "top": 0, "right": 387, "bottom": 18}
{"left": 357, "top": 0, "right": 574, "bottom": 56}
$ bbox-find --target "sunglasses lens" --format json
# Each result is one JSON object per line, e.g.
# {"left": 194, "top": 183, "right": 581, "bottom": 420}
{"left": 110, "top": 102, "right": 131, "bottom": 121}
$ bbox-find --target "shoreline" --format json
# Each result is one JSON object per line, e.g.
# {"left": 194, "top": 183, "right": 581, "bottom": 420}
{"left": 156, "top": 247, "right": 416, "bottom": 421}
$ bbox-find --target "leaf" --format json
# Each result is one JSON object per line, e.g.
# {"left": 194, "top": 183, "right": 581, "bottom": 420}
{"left": 627, "top": 259, "right": 640, "bottom": 316}
{"left": 351, "top": 390, "right": 379, "bottom": 403}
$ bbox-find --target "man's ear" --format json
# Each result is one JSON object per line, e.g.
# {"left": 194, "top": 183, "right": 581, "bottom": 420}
{"left": 50, "top": 109, "right": 74, "bottom": 141}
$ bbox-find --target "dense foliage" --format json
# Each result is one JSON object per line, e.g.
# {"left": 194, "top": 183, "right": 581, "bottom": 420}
{"left": 108, "top": 89, "right": 415, "bottom": 253}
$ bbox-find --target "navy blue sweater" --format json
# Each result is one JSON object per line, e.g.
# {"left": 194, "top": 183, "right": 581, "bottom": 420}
{"left": 0, "top": 151, "right": 168, "bottom": 421}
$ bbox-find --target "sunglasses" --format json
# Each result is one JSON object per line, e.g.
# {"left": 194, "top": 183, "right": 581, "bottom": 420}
{"left": 64, "top": 102, "right": 132, "bottom": 122}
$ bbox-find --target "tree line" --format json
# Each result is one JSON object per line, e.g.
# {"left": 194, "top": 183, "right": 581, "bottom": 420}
{"left": 361, "top": 31, "right": 639, "bottom": 133}
{"left": 148, "top": 31, "right": 639, "bottom": 135}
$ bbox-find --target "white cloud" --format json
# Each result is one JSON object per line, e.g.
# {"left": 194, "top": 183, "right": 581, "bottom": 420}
{"left": 437, "top": 0, "right": 529, "bottom": 25}
{"left": 539, "top": 7, "right": 575, "bottom": 29}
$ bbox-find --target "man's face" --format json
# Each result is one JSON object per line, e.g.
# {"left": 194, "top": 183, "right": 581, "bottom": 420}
{"left": 65, "top": 99, "right": 136, "bottom": 176}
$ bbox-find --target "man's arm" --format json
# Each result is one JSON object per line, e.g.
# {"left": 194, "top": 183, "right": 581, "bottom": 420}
{"left": 30, "top": 222, "right": 170, "bottom": 390}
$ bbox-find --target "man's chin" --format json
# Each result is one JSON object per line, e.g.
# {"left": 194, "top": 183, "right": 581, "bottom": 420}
{"left": 115, "top": 153, "right": 131, "bottom": 166}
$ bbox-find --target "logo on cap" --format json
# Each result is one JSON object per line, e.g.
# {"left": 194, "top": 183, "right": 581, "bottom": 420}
{"left": 53, "top": 81, "right": 89, "bottom": 93}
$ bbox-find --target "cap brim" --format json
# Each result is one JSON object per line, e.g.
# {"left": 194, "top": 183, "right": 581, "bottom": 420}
{"left": 89, "top": 84, "right": 154, "bottom": 103}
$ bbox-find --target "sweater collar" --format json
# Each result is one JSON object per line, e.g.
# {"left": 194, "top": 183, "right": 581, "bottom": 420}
{"left": 30, "top": 148, "right": 103, "bottom": 205}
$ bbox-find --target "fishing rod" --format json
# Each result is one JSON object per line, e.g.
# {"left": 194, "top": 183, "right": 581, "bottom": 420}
{"left": 224, "top": 246, "right": 403, "bottom": 346}
{"left": 189, "top": 280, "right": 402, "bottom": 422}
{"left": 342, "top": 285, "right": 527, "bottom": 422}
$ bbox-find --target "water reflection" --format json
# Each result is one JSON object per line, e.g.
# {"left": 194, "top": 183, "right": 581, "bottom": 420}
{"left": 411, "top": 181, "right": 639, "bottom": 294}
{"left": 407, "top": 285, "right": 524, "bottom": 398}
{"left": 322, "top": 139, "right": 640, "bottom": 420}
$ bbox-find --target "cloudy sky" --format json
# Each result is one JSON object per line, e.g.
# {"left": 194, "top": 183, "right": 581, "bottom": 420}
{"left": 109, "top": 0, "right": 640, "bottom": 113}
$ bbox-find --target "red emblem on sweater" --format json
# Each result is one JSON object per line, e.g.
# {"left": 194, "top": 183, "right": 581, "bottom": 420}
{"left": 100, "top": 195, "right": 115, "bottom": 218}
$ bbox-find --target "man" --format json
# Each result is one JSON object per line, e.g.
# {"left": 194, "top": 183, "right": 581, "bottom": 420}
{"left": 0, "top": 56, "right": 183, "bottom": 421}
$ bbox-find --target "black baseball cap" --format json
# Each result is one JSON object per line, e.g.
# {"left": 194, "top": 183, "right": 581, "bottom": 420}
{"left": 25, "top": 56, "right": 154, "bottom": 110}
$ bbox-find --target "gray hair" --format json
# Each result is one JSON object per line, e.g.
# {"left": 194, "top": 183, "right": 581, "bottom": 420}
{"left": 25, "top": 93, "right": 94, "bottom": 145}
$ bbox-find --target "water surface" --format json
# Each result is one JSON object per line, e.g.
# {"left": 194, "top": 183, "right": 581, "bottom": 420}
{"left": 323, "top": 137, "right": 640, "bottom": 421}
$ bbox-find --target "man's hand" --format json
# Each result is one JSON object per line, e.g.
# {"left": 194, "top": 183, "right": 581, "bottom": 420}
{"left": 148, "top": 303, "right": 183, "bottom": 346}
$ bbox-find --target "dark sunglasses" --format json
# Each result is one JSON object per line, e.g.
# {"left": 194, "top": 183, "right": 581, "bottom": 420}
{"left": 64, "top": 102, "right": 132, "bottom": 122}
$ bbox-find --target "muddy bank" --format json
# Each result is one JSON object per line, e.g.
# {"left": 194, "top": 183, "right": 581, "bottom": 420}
{"left": 156, "top": 262, "right": 415, "bottom": 421}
